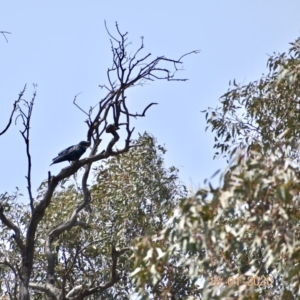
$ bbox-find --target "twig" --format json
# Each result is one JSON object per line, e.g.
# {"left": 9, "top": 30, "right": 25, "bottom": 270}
{"left": 80, "top": 244, "right": 130, "bottom": 298}
{"left": 0, "top": 85, "right": 26, "bottom": 136}
{"left": 0, "top": 31, "right": 11, "bottom": 43}
{"left": 73, "top": 92, "right": 89, "bottom": 116}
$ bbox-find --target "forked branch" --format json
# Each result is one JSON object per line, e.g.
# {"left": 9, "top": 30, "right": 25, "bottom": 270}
{"left": 0, "top": 85, "right": 26, "bottom": 136}
{"left": 74, "top": 22, "right": 199, "bottom": 163}
{"left": 0, "top": 31, "right": 11, "bottom": 43}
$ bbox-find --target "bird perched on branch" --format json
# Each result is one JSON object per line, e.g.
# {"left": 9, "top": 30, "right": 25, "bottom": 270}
{"left": 50, "top": 141, "right": 91, "bottom": 165}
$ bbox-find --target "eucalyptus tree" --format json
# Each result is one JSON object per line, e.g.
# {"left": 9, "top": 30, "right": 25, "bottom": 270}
{"left": 132, "top": 38, "right": 300, "bottom": 300}
{"left": 0, "top": 23, "right": 197, "bottom": 300}
{"left": 0, "top": 133, "right": 185, "bottom": 300}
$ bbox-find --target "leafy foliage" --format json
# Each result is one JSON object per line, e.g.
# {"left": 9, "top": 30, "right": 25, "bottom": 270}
{"left": 204, "top": 38, "right": 300, "bottom": 162}
{"left": 132, "top": 38, "right": 300, "bottom": 299}
{"left": 0, "top": 133, "right": 185, "bottom": 299}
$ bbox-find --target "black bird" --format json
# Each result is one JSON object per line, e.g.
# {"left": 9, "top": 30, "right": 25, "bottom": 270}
{"left": 50, "top": 141, "right": 91, "bottom": 165}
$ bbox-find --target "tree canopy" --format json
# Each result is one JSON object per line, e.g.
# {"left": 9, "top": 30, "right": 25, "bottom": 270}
{"left": 3, "top": 24, "right": 300, "bottom": 300}
{"left": 0, "top": 24, "right": 196, "bottom": 300}
{"left": 132, "top": 38, "right": 300, "bottom": 300}
{"left": 1, "top": 133, "right": 185, "bottom": 299}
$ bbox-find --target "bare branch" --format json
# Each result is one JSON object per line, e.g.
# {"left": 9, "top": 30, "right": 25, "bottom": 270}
{"left": 0, "top": 31, "right": 11, "bottom": 43}
{"left": 120, "top": 101, "right": 158, "bottom": 117}
{"left": 18, "top": 87, "right": 37, "bottom": 212}
{"left": 0, "top": 85, "right": 26, "bottom": 136}
{"left": 73, "top": 93, "right": 89, "bottom": 116}
{"left": 0, "top": 206, "right": 25, "bottom": 254}
{"left": 28, "top": 282, "right": 60, "bottom": 299}
{"left": 0, "top": 260, "right": 17, "bottom": 276}
{"left": 177, "top": 49, "right": 201, "bottom": 63}
{"left": 79, "top": 244, "right": 130, "bottom": 298}
{"left": 104, "top": 20, "right": 119, "bottom": 43}
{"left": 66, "top": 285, "right": 83, "bottom": 298}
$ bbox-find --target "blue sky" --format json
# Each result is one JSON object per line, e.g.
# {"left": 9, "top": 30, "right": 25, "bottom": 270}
{"left": 1, "top": 1, "right": 300, "bottom": 197}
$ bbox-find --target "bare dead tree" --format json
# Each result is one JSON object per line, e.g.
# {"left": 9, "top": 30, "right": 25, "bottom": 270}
{"left": 0, "top": 22, "right": 199, "bottom": 300}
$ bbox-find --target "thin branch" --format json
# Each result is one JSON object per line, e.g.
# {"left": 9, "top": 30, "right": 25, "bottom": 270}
{"left": 0, "top": 206, "right": 25, "bottom": 254}
{"left": 120, "top": 102, "right": 158, "bottom": 117}
{"left": 104, "top": 20, "right": 119, "bottom": 43}
{"left": 0, "top": 31, "right": 11, "bottom": 43}
{"left": 19, "top": 87, "right": 36, "bottom": 212}
{"left": 66, "top": 285, "right": 82, "bottom": 298}
{"left": 0, "top": 260, "right": 17, "bottom": 276}
{"left": 73, "top": 93, "right": 89, "bottom": 116}
{"left": 79, "top": 244, "right": 130, "bottom": 298}
{"left": 0, "top": 85, "right": 26, "bottom": 136}
{"left": 177, "top": 49, "right": 201, "bottom": 63}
